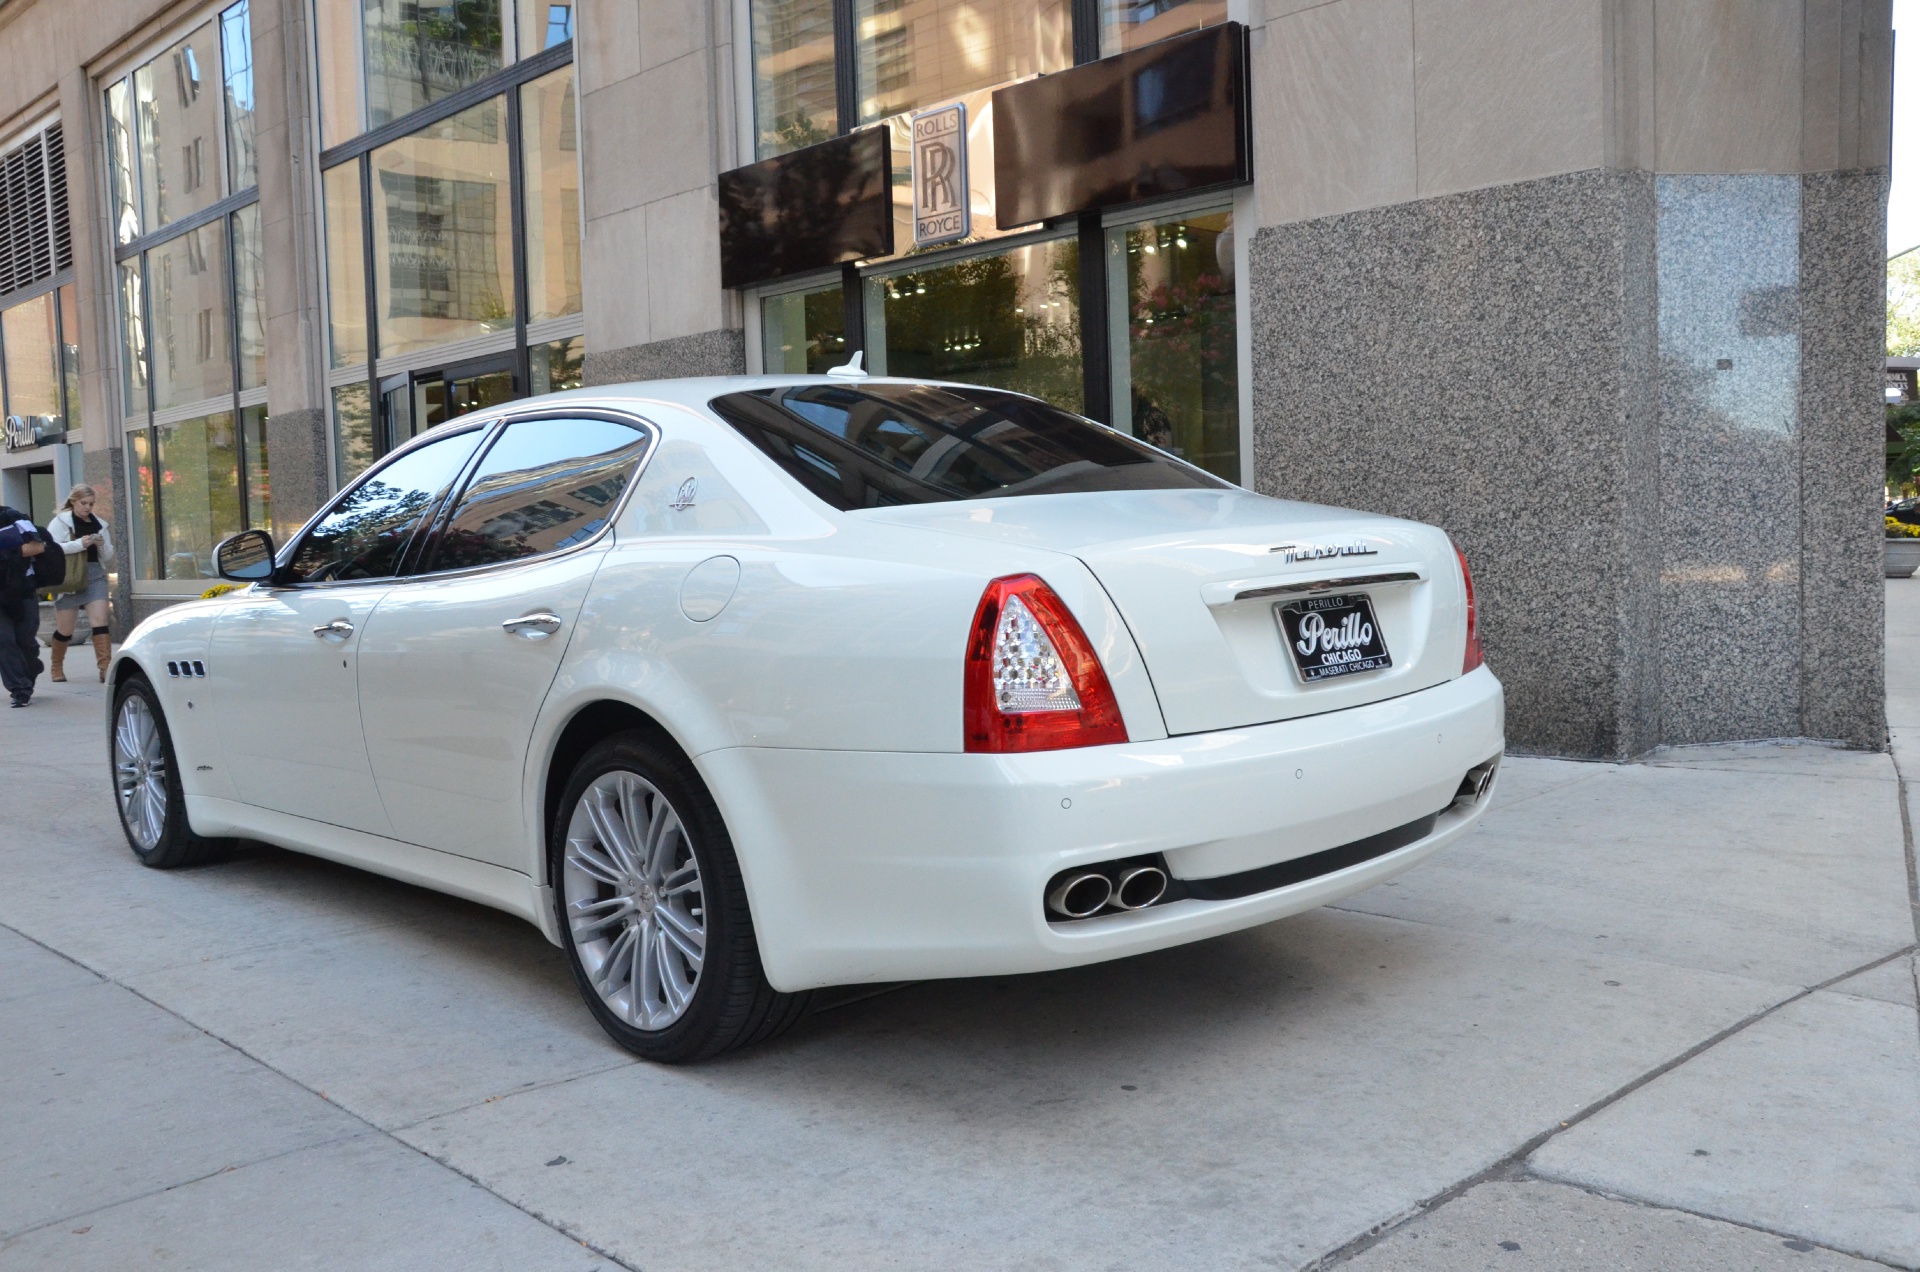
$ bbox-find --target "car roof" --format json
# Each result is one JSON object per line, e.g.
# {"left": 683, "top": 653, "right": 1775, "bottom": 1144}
{"left": 398, "top": 375, "right": 1029, "bottom": 448}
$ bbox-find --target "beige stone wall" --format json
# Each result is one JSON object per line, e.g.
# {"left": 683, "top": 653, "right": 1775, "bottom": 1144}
{"left": 1250, "top": 0, "right": 1894, "bottom": 232}
{"left": 577, "top": 0, "right": 740, "bottom": 360}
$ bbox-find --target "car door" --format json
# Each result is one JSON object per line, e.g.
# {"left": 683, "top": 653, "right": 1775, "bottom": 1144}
{"left": 209, "top": 426, "right": 491, "bottom": 833}
{"left": 356, "top": 413, "right": 656, "bottom": 867}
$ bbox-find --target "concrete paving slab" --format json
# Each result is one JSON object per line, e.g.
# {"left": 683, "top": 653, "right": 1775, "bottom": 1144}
{"left": 1483, "top": 756, "right": 1607, "bottom": 808}
{"left": 0, "top": 843, "right": 442, "bottom": 980}
{"left": 1529, "top": 989, "right": 1920, "bottom": 1268}
{"left": 1336, "top": 1179, "right": 1882, "bottom": 1270}
{"left": 1336, "top": 760, "right": 1912, "bottom": 989}
{"left": 400, "top": 909, "right": 1795, "bottom": 1272}
{"left": 1640, "top": 742, "right": 1894, "bottom": 781}
{"left": 1827, "top": 952, "right": 1918, "bottom": 1008}
{"left": 0, "top": 979, "right": 363, "bottom": 1238}
{"left": 0, "top": 925, "right": 100, "bottom": 1005}
{"left": 123, "top": 902, "right": 632, "bottom": 1130}
{"left": 0, "top": 1132, "right": 609, "bottom": 1271}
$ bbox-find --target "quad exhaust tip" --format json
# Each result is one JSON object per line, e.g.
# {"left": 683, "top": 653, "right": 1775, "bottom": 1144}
{"left": 1111, "top": 864, "right": 1168, "bottom": 911}
{"left": 1047, "top": 871, "right": 1114, "bottom": 919}
{"left": 1045, "top": 861, "right": 1170, "bottom": 919}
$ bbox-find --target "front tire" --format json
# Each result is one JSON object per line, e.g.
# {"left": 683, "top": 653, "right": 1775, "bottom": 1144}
{"left": 110, "top": 675, "right": 229, "bottom": 868}
{"left": 551, "top": 732, "right": 809, "bottom": 1062}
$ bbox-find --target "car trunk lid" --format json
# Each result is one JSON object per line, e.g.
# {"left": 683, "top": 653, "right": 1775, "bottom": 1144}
{"left": 859, "top": 489, "right": 1466, "bottom": 735}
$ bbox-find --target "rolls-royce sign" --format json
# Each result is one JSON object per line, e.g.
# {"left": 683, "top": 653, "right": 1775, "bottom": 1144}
{"left": 911, "top": 103, "right": 969, "bottom": 247}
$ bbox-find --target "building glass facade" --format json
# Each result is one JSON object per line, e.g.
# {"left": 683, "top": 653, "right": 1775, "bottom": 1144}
{"left": 109, "top": 0, "right": 271, "bottom": 581}
{"left": 745, "top": 0, "right": 1241, "bottom": 478}
{"left": 315, "top": 1, "right": 580, "bottom": 481}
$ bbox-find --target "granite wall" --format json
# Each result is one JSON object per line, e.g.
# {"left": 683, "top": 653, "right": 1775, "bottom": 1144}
{"left": 1248, "top": 166, "right": 1886, "bottom": 758}
{"left": 583, "top": 329, "right": 747, "bottom": 386}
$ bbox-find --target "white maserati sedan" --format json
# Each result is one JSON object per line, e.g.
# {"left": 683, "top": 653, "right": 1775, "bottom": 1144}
{"left": 108, "top": 371, "right": 1504, "bottom": 1061}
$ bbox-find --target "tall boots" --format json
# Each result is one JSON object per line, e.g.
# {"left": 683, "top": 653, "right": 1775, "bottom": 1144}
{"left": 91, "top": 632, "right": 110, "bottom": 682}
{"left": 48, "top": 632, "right": 66, "bottom": 682}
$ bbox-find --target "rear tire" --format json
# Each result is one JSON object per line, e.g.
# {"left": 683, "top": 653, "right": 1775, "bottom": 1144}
{"left": 551, "top": 731, "right": 809, "bottom": 1062}
{"left": 110, "top": 675, "right": 231, "bottom": 869}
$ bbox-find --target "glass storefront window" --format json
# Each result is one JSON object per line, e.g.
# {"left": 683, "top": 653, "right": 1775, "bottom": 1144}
{"left": 106, "top": 80, "right": 141, "bottom": 244}
{"left": 240, "top": 403, "right": 273, "bottom": 536}
{"left": 752, "top": 0, "right": 838, "bottom": 157}
{"left": 2, "top": 292, "right": 61, "bottom": 421}
{"left": 232, "top": 203, "right": 266, "bottom": 389}
{"left": 133, "top": 23, "right": 225, "bottom": 231}
{"left": 322, "top": 162, "right": 369, "bottom": 366}
{"left": 1107, "top": 208, "right": 1237, "bottom": 480}
{"left": 530, "top": 336, "right": 584, "bottom": 395}
{"left": 152, "top": 411, "right": 242, "bottom": 579}
{"left": 57, "top": 285, "right": 81, "bottom": 432}
{"left": 221, "top": 0, "right": 258, "bottom": 191}
{"left": 363, "top": 0, "right": 504, "bottom": 130}
{"left": 853, "top": 0, "right": 1070, "bottom": 125}
{"left": 761, "top": 280, "right": 846, "bottom": 373}
{"left": 1098, "top": 0, "right": 1227, "bottom": 56}
{"left": 147, "top": 222, "right": 233, "bottom": 411}
{"left": 333, "top": 381, "right": 375, "bottom": 482}
{"left": 369, "top": 95, "right": 515, "bottom": 360}
{"left": 520, "top": 65, "right": 580, "bottom": 323}
{"left": 867, "top": 237, "right": 1083, "bottom": 413}
{"left": 520, "top": 1, "right": 575, "bottom": 52}
{"left": 116, "top": 259, "right": 150, "bottom": 415}
{"left": 129, "top": 430, "right": 159, "bottom": 581}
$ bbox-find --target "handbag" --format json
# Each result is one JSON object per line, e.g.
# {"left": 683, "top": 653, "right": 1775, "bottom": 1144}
{"left": 36, "top": 542, "right": 88, "bottom": 600}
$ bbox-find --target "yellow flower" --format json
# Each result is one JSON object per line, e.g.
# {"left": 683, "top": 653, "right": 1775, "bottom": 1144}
{"left": 200, "top": 582, "right": 242, "bottom": 599}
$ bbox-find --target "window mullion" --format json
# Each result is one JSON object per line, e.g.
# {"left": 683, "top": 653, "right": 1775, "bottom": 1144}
{"left": 507, "top": 80, "right": 529, "bottom": 395}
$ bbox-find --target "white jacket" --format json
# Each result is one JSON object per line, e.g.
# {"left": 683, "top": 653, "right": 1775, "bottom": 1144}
{"left": 49, "top": 508, "right": 115, "bottom": 566}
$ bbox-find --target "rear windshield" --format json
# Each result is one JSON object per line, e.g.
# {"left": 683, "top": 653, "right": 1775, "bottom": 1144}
{"left": 708, "top": 382, "right": 1227, "bottom": 510}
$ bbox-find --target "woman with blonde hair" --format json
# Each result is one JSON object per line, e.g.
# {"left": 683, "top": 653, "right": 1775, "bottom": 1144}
{"left": 47, "top": 483, "right": 115, "bottom": 682}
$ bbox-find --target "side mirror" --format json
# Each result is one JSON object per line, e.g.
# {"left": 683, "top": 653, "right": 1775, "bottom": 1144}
{"left": 214, "top": 528, "right": 277, "bottom": 582}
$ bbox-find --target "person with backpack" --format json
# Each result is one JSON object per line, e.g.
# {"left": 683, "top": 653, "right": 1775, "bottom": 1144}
{"left": 0, "top": 502, "right": 53, "bottom": 707}
{"left": 46, "top": 483, "right": 115, "bottom": 682}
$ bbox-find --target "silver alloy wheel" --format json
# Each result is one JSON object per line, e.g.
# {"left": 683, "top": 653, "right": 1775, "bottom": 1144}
{"left": 561, "top": 770, "right": 706, "bottom": 1030}
{"left": 113, "top": 694, "right": 167, "bottom": 852}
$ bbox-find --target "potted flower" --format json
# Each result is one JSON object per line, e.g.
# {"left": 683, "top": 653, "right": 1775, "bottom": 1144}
{"left": 1886, "top": 515, "right": 1920, "bottom": 577}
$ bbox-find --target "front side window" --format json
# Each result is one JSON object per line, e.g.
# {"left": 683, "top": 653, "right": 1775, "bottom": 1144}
{"left": 286, "top": 427, "right": 487, "bottom": 582}
{"left": 710, "top": 382, "right": 1223, "bottom": 510}
{"left": 427, "top": 417, "right": 649, "bottom": 571}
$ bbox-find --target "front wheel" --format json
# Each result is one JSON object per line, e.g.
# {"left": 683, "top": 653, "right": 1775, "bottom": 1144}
{"left": 551, "top": 733, "right": 809, "bottom": 1062}
{"left": 110, "top": 676, "right": 230, "bottom": 868}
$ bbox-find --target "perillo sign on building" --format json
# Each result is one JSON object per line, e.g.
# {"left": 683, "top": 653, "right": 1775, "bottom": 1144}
{"left": 911, "top": 103, "right": 969, "bottom": 247}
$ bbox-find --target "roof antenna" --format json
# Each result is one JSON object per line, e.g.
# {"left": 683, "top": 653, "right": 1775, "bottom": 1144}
{"left": 826, "top": 350, "right": 866, "bottom": 379}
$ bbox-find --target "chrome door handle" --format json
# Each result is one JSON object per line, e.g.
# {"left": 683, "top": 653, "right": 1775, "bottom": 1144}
{"left": 502, "top": 612, "right": 563, "bottom": 639}
{"left": 312, "top": 619, "right": 354, "bottom": 640}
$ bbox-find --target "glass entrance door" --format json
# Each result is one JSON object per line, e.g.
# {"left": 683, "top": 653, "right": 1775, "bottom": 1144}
{"left": 380, "top": 355, "right": 520, "bottom": 453}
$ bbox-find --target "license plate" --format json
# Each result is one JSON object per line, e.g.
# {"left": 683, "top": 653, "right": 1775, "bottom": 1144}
{"left": 1276, "top": 593, "right": 1393, "bottom": 683}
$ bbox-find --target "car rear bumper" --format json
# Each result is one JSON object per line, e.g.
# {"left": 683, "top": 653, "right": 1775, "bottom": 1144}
{"left": 699, "top": 666, "right": 1505, "bottom": 992}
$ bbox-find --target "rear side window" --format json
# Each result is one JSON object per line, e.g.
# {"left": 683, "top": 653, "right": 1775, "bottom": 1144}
{"left": 423, "top": 417, "right": 651, "bottom": 572}
{"left": 285, "top": 427, "right": 486, "bottom": 582}
{"left": 708, "top": 383, "right": 1227, "bottom": 510}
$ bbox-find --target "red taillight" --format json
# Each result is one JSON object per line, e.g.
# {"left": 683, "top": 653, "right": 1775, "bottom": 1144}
{"left": 964, "top": 574, "right": 1129, "bottom": 753}
{"left": 1455, "top": 541, "right": 1484, "bottom": 674}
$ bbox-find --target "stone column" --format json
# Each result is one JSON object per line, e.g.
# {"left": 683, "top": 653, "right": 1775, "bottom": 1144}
{"left": 1244, "top": 0, "right": 1891, "bottom": 757}
{"left": 576, "top": 0, "right": 745, "bottom": 384}
{"left": 252, "top": 0, "right": 331, "bottom": 534}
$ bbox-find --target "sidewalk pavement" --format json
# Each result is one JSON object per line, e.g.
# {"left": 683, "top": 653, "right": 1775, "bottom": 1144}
{"left": 0, "top": 604, "right": 1915, "bottom": 1270}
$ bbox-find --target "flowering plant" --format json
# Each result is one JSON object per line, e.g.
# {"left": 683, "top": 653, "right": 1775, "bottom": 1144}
{"left": 1886, "top": 516, "right": 1920, "bottom": 539}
